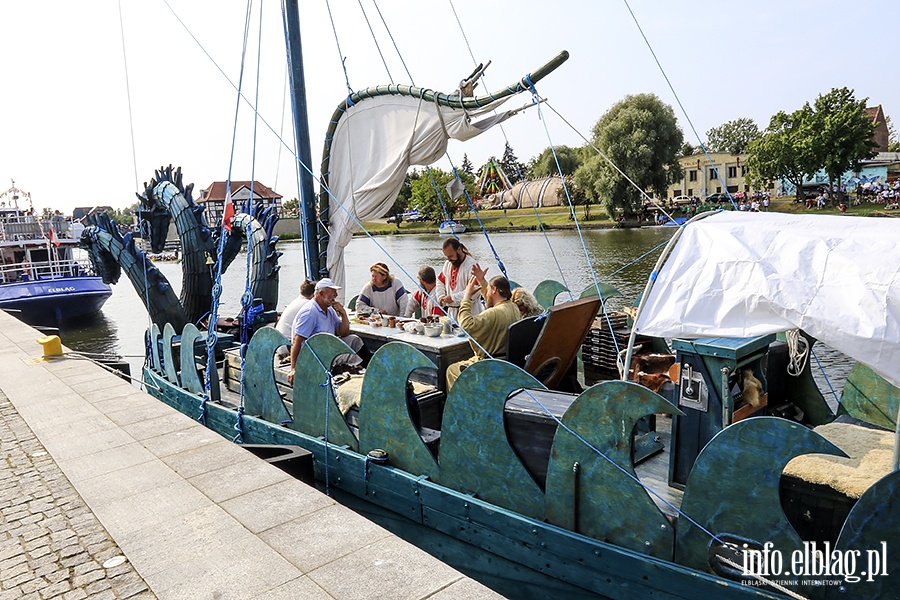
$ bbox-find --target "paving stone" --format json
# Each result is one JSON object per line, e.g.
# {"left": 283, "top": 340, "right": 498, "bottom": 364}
{"left": 38, "top": 580, "right": 71, "bottom": 598}
{"left": 0, "top": 394, "right": 156, "bottom": 600}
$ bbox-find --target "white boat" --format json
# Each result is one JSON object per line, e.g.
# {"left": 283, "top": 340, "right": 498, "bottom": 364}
{"left": 438, "top": 220, "right": 466, "bottom": 235}
{"left": 0, "top": 182, "right": 111, "bottom": 324}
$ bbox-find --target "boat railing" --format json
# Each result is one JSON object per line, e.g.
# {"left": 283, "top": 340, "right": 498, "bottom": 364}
{"left": 0, "top": 258, "right": 95, "bottom": 282}
{"left": 0, "top": 218, "right": 72, "bottom": 242}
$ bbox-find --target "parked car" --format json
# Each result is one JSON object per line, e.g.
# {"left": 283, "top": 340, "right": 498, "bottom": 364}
{"left": 672, "top": 195, "right": 693, "bottom": 205}
{"left": 405, "top": 211, "right": 426, "bottom": 222}
{"left": 386, "top": 214, "right": 403, "bottom": 224}
{"left": 705, "top": 193, "right": 732, "bottom": 203}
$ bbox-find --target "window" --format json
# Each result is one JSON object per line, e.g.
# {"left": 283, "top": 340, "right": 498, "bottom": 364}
{"left": 687, "top": 188, "right": 693, "bottom": 196}
{"left": 742, "top": 166, "right": 748, "bottom": 176}
{"left": 689, "top": 170, "right": 697, "bottom": 182}
{"left": 728, "top": 166, "right": 737, "bottom": 178}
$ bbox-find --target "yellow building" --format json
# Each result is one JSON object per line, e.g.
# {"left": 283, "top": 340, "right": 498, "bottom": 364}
{"left": 666, "top": 152, "right": 771, "bottom": 200}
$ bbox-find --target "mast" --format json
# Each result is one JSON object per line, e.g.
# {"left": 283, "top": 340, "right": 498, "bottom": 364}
{"left": 281, "top": 0, "right": 320, "bottom": 279}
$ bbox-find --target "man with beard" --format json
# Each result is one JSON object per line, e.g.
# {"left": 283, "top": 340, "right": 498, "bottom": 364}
{"left": 445, "top": 271, "right": 520, "bottom": 388}
{"left": 435, "top": 237, "right": 483, "bottom": 320}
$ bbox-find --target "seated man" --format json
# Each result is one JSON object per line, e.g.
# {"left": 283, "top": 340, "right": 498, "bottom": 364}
{"left": 275, "top": 279, "right": 315, "bottom": 360}
{"left": 288, "top": 278, "right": 364, "bottom": 385}
{"left": 404, "top": 265, "right": 446, "bottom": 318}
{"left": 446, "top": 271, "right": 520, "bottom": 388}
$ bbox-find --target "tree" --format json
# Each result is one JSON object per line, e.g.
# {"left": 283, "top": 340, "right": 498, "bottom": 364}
{"left": 745, "top": 107, "right": 818, "bottom": 200}
{"left": 460, "top": 154, "right": 475, "bottom": 178}
{"left": 408, "top": 167, "right": 468, "bottom": 221}
{"left": 705, "top": 118, "right": 760, "bottom": 154}
{"left": 530, "top": 145, "right": 584, "bottom": 178}
{"left": 680, "top": 142, "right": 696, "bottom": 157}
{"left": 810, "top": 87, "right": 877, "bottom": 196}
{"left": 281, "top": 197, "right": 299, "bottom": 215}
{"left": 887, "top": 116, "right": 900, "bottom": 153}
{"left": 584, "top": 93, "right": 684, "bottom": 218}
{"left": 110, "top": 202, "right": 139, "bottom": 226}
{"left": 499, "top": 143, "right": 528, "bottom": 183}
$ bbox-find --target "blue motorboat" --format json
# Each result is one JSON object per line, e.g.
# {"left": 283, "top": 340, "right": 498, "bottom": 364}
{"left": 0, "top": 182, "right": 111, "bottom": 324}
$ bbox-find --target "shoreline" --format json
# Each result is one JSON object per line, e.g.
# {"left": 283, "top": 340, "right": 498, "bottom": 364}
{"left": 351, "top": 221, "right": 634, "bottom": 237}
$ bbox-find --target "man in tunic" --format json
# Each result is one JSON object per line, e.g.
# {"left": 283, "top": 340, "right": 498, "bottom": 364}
{"left": 435, "top": 237, "right": 482, "bottom": 320}
{"left": 445, "top": 272, "right": 520, "bottom": 388}
{"left": 404, "top": 266, "right": 445, "bottom": 318}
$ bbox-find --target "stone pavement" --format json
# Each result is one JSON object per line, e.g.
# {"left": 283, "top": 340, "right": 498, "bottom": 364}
{"left": 0, "top": 395, "right": 154, "bottom": 600}
{"left": 0, "top": 310, "right": 503, "bottom": 600}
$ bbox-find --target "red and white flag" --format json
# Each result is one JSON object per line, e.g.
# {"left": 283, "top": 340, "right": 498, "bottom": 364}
{"left": 48, "top": 227, "right": 61, "bottom": 248}
{"left": 221, "top": 192, "right": 235, "bottom": 232}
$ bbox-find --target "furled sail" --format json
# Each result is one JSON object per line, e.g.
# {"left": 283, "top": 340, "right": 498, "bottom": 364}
{"left": 324, "top": 94, "right": 512, "bottom": 292}
{"left": 633, "top": 211, "right": 900, "bottom": 388}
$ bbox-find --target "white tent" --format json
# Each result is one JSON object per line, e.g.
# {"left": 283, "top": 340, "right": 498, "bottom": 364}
{"left": 633, "top": 211, "right": 900, "bottom": 389}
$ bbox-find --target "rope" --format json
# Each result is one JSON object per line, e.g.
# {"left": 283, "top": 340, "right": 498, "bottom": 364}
{"left": 517, "top": 387, "right": 729, "bottom": 549}
{"left": 202, "top": 0, "right": 253, "bottom": 424}
{"left": 785, "top": 329, "right": 810, "bottom": 377}
{"left": 116, "top": 0, "right": 155, "bottom": 367}
{"left": 325, "top": 0, "right": 354, "bottom": 95}
{"left": 811, "top": 349, "right": 841, "bottom": 405}
{"left": 530, "top": 89, "right": 624, "bottom": 359}
{"left": 370, "top": 1, "right": 415, "bottom": 84}
{"left": 620, "top": 0, "right": 738, "bottom": 211}
{"left": 303, "top": 343, "right": 340, "bottom": 497}
{"left": 356, "top": 0, "right": 393, "bottom": 83}
{"left": 716, "top": 555, "right": 810, "bottom": 600}
{"left": 234, "top": 0, "right": 266, "bottom": 442}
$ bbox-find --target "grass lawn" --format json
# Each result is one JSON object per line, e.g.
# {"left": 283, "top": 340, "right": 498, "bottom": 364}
{"left": 348, "top": 197, "right": 897, "bottom": 237}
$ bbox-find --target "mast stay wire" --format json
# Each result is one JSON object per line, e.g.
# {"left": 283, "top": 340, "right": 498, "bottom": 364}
{"left": 621, "top": 0, "right": 738, "bottom": 211}
{"left": 447, "top": 0, "right": 572, "bottom": 294}
{"left": 201, "top": 0, "right": 254, "bottom": 424}
{"left": 116, "top": 0, "right": 155, "bottom": 347}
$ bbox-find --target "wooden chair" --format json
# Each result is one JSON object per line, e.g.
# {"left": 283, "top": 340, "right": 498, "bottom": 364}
{"left": 506, "top": 296, "right": 602, "bottom": 390}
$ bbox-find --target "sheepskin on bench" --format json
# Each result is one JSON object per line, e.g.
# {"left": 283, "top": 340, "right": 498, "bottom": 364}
{"left": 334, "top": 376, "right": 435, "bottom": 416}
{"left": 783, "top": 421, "right": 894, "bottom": 499}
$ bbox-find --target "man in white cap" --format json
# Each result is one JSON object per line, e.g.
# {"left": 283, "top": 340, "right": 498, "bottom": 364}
{"left": 288, "top": 278, "right": 365, "bottom": 385}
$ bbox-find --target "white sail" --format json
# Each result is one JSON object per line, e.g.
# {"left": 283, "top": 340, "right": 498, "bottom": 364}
{"left": 634, "top": 211, "right": 900, "bottom": 388}
{"left": 324, "top": 94, "right": 512, "bottom": 292}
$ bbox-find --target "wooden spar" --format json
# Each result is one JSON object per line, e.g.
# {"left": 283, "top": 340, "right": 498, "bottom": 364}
{"left": 282, "top": 0, "right": 320, "bottom": 280}
{"left": 315, "top": 51, "right": 571, "bottom": 278}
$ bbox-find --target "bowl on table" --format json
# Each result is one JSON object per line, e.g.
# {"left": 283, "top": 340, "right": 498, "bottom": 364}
{"left": 423, "top": 324, "right": 442, "bottom": 337}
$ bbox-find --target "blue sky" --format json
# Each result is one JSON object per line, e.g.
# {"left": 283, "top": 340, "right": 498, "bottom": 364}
{"left": 2, "top": 0, "right": 897, "bottom": 214}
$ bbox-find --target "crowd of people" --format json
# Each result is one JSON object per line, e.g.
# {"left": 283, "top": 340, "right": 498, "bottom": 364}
{"left": 277, "top": 237, "right": 545, "bottom": 389}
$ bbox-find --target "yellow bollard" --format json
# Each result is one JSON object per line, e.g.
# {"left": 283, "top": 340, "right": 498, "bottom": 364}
{"left": 37, "top": 335, "right": 63, "bottom": 358}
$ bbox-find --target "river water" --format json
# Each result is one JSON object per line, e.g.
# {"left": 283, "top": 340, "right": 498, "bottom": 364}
{"left": 57, "top": 227, "right": 849, "bottom": 399}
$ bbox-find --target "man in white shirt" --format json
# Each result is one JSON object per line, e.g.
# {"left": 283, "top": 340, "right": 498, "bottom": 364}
{"left": 434, "top": 238, "right": 483, "bottom": 320}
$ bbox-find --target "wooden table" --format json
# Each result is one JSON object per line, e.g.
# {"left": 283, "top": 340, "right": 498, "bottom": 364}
{"left": 349, "top": 317, "right": 473, "bottom": 391}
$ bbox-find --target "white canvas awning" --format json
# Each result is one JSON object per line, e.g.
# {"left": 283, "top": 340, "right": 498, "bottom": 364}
{"left": 324, "top": 94, "right": 512, "bottom": 293}
{"left": 633, "top": 211, "right": 900, "bottom": 388}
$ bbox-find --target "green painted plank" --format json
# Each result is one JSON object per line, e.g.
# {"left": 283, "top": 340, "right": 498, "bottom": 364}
{"left": 162, "top": 323, "right": 179, "bottom": 384}
{"left": 358, "top": 342, "right": 440, "bottom": 479}
{"left": 243, "top": 327, "right": 292, "bottom": 424}
{"left": 676, "top": 417, "right": 845, "bottom": 571}
{"left": 290, "top": 333, "right": 359, "bottom": 451}
{"left": 545, "top": 380, "right": 682, "bottom": 560}
{"left": 178, "top": 323, "right": 204, "bottom": 394}
{"left": 439, "top": 359, "right": 547, "bottom": 519}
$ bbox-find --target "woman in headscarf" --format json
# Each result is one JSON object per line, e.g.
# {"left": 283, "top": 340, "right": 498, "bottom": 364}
{"left": 356, "top": 262, "right": 409, "bottom": 316}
